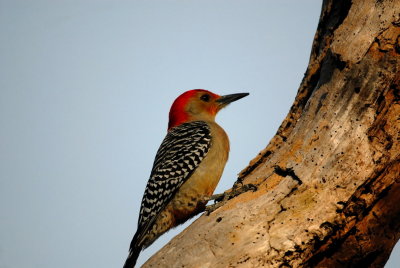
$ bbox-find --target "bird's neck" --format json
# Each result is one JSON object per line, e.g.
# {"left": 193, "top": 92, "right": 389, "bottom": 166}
{"left": 168, "top": 113, "right": 216, "bottom": 131}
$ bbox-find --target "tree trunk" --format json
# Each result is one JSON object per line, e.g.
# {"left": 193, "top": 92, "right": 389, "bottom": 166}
{"left": 144, "top": 0, "right": 400, "bottom": 267}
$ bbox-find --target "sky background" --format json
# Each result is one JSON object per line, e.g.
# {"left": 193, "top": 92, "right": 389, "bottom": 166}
{"left": 0, "top": 1, "right": 398, "bottom": 267}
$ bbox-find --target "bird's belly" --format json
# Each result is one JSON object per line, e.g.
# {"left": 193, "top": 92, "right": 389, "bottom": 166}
{"left": 169, "top": 135, "right": 229, "bottom": 223}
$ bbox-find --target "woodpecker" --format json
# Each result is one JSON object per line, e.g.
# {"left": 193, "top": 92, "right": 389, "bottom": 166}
{"left": 124, "top": 89, "right": 248, "bottom": 267}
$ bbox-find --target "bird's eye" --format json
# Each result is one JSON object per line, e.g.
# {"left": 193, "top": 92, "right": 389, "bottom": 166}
{"left": 200, "top": 94, "right": 210, "bottom": 102}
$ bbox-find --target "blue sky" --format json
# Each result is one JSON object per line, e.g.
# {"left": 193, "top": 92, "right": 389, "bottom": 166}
{"left": 0, "top": 1, "right": 398, "bottom": 267}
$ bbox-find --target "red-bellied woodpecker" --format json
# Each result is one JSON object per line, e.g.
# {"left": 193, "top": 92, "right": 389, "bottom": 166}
{"left": 123, "top": 89, "right": 248, "bottom": 267}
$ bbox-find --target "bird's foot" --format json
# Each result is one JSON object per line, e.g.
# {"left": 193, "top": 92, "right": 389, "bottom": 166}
{"left": 205, "top": 182, "right": 257, "bottom": 215}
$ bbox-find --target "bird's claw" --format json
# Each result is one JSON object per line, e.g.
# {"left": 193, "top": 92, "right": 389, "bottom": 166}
{"left": 205, "top": 183, "right": 258, "bottom": 215}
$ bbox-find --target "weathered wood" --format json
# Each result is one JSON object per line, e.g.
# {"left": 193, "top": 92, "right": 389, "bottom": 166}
{"left": 144, "top": 0, "right": 400, "bottom": 267}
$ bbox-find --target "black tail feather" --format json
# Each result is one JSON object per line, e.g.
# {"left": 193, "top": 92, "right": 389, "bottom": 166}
{"left": 123, "top": 244, "right": 142, "bottom": 268}
{"left": 124, "top": 220, "right": 151, "bottom": 267}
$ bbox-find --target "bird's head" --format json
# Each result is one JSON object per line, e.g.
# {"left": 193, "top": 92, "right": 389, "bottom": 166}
{"left": 168, "top": 89, "right": 249, "bottom": 130}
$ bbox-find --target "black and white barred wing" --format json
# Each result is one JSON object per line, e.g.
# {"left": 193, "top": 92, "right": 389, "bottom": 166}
{"left": 138, "top": 121, "right": 211, "bottom": 231}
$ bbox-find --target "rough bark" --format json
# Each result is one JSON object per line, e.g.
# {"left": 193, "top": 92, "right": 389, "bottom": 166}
{"left": 144, "top": 0, "right": 400, "bottom": 267}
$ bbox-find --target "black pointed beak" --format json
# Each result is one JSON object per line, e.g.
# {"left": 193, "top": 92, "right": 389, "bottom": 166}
{"left": 216, "top": 93, "right": 249, "bottom": 105}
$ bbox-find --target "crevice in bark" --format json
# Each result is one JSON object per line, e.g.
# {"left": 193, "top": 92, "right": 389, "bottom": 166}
{"left": 273, "top": 166, "right": 303, "bottom": 185}
{"left": 318, "top": 49, "right": 347, "bottom": 87}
